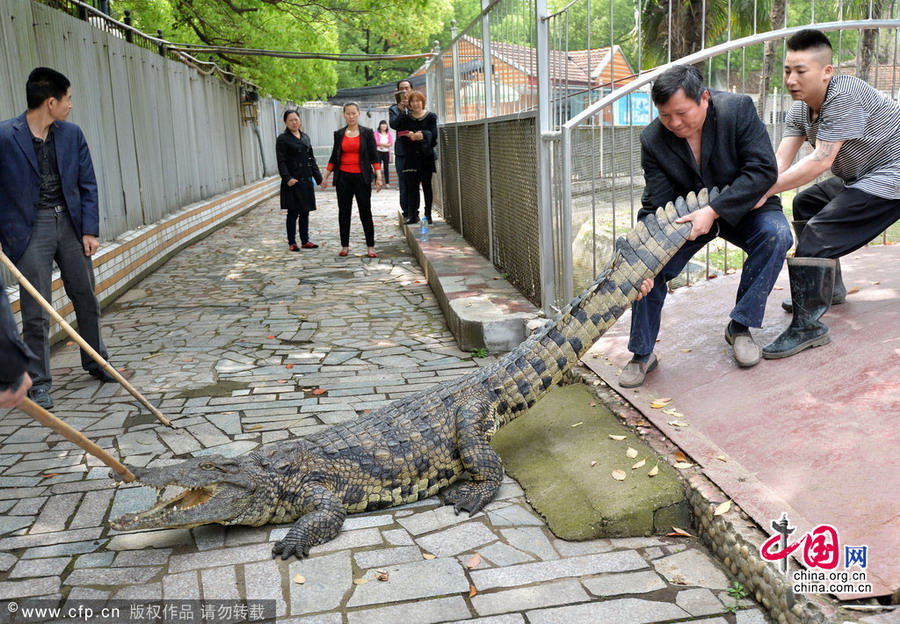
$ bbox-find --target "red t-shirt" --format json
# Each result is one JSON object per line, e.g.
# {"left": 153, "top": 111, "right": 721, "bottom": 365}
{"left": 339, "top": 135, "right": 362, "bottom": 173}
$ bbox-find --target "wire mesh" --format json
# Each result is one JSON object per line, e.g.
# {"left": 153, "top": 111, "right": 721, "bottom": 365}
{"left": 489, "top": 116, "right": 541, "bottom": 305}
{"left": 456, "top": 123, "right": 491, "bottom": 259}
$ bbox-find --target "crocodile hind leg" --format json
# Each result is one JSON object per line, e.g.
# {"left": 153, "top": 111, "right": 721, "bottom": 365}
{"left": 272, "top": 484, "right": 346, "bottom": 559}
{"left": 442, "top": 389, "right": 504, "bottom": 515}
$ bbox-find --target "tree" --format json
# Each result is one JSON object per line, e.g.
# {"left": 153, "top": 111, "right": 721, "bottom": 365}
{"left": 111, "top": 0, "right": 438, "bottom": 99}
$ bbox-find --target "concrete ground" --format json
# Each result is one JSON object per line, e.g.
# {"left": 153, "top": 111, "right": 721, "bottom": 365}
{"left": 585, "top": 244, "right": 900, "bottom": 602}
{"left": 0, "top": 187, "right": 773, "bottom": 623}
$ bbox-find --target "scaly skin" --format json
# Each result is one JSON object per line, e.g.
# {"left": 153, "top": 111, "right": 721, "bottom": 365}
{"left": 110, "top": 188, "right": 720, "bottom": 559}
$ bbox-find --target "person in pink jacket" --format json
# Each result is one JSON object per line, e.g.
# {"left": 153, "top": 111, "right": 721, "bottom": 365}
{"left": 375, "top": 120, "right": 393, "bottom": 186}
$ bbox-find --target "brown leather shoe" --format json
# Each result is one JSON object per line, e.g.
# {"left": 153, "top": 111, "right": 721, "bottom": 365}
{"left": 724, "top": 323, "right": 761, "bottom": 367}
{"left": 619, "top": 353, "right": 658, "bottom": 388}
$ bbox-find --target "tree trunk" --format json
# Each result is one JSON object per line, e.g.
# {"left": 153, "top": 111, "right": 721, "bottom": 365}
{"left": 858, "top": 1, "right": 887, "bottom": 84}
{"left": 759, "top": 0, "right": 786, "bottom": 120}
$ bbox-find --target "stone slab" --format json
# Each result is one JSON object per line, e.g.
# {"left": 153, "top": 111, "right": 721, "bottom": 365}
{"left": 491, "top": 384, "right": 691, "bottom": 540}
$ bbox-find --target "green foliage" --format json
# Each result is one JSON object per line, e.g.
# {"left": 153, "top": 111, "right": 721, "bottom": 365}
{"left": 111, "top": 0, "right": 456, "bottom": 98}
{"left": 472, "top": 347, "right": 489, "bottom": 358}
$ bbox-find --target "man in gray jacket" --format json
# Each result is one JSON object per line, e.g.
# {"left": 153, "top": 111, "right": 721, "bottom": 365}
{"left": 620, "top": 65, "right": 793, "bottom": 388}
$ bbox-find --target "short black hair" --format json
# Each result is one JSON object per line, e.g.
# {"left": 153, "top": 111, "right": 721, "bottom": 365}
{"left": 786, "top": 29, "right": 833, "bottom": 56}
{"left": 283, "top": 109, "right": 300, "bottom": 122}
{"left": 396, "top": 79, "right": 411, "bottom": 90}
{"left": 26, "top": 67, "right": 70, "bottom": 110}
{"left": 651, "top": 65, "right": 706, "bottom": 106}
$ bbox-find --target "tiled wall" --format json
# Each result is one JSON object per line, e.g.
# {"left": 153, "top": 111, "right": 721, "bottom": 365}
{"left": 6, "top": 177, "right": 279, "bottom": 344}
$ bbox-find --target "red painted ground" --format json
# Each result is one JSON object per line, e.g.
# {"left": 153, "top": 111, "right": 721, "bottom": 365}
{"left": 584, "top": 244, "right": 900, "bottom": 599}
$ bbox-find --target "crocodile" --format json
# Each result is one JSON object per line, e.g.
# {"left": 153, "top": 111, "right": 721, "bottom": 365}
{"left": 110, "top": 188, "right": 720, "bottom": 559}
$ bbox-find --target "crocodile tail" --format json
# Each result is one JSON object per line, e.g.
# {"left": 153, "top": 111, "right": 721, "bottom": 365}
{"left": 489, "top": 188, "right": 721, "bottom": 424}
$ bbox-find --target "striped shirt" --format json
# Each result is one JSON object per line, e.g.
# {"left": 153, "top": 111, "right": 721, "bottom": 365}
{"left": 785, "top": 74, "right": 900, "bottom": 199}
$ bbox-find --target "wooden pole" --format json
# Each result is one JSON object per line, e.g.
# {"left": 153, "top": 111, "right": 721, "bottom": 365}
{"left": 0, "top": 251, "right": 172, "bottom": 428}
{"left": 18, "top": 397, "right": 135, "bottom": 483}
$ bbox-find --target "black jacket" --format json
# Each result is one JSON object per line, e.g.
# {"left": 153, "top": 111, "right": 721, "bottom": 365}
{"left": 639, "top": 90, "right": 781, "bottom": 227}
{"left": 398, "top": 111, "right": 438, "bottom": 173}
{"left": 327, "top": 126, "right": 380, "bottom": 185}
{"left": 276, "top": 129, "right": 322, "bottom": 210}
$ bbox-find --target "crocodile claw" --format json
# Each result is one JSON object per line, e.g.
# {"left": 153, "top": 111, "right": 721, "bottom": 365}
{"left": 442, "top": 482, "right": 498, "bottom": 516}
{"left": 272, "top": 535, "right": 311, "bottom": 560}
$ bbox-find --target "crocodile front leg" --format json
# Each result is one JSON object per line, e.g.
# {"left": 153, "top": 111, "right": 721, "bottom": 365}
{"left": 272, "top": 484, "right": 346, "bottom": 560}
{"left": 443, "top": 389, "right": 504, "bottom": 515}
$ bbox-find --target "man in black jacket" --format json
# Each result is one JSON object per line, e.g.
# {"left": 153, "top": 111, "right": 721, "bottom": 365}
{"left": 389, "top": 79, "right": 414, "bottom": 222}
{"left": 619, "top": 65, "right": 793, "bottom": 388}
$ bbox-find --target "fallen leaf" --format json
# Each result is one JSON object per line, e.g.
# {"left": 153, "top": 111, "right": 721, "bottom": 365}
{"left": 376, "top": 570, "right": 389, "bottom": 582}
{"left": 608, "top": 434, "right": 626, "bottom": 441}
{"left": 246, "top": 424, "right": 264, "bottom": 431}
{"left": 649, "top": 397, "right": 672, "bottom": 408}
{"left": 422, "top": 553, "right": 436, "bottom": 560}
{"left": 673, "top": 462, "right": 695, "bottom": 469}
{"left": 669, "top": 421, "right": 689, "bottom": 428}
{"left": 773, "top": 285, "right": 784, "bottom": 290}
{"left": 668, "top": 527, "right": 693, "bottom": 537}
{"left": 648, "top": 464, "right": 659, "bottom": 477}
{"left": 267, "top": 335, "right": 275, "bottom": 339}
{"left": 869, "top": 281, "right": 880, "bottom": 285}
{"left": 353, "top": 578, "right": 369, "bottom": 585}
{"left": 626, "top": 447, "right": 638, "bottom": 458}
{"left": 680, "top": 348, "right": 692, "bottom": 353}
{"left": 469, "top": 584, "right": 477, "bottom": 598}
{"left": 847, "top": 287, "right": 860, "bottom": 294}
{"left": 276, "top": 380, "right": 288, "bottom": 384}
{"left": 714, "top": 500, "right": 732, "bottom": 516}
{"left": 41, "top": 473, "right": 60, "bottom": 478}
{"left": 285, "top": 364, "right": 294, "bottom": 369}
{"left": 571, "top": 422, "right": 583, "bottom": 428}
{"left": 312, "top": 388, "right": 327, "bottom": 396}
{"left": 590, "top": 461, "right": 597, "bottom": 467}
{"left": 293, "top": 574, "right": 306, "bottom": 585}
{"left": 716, "top": 455, "right": 727, "bottom": 462}
{"left": 466, "top": 553, "right": 482, "bottom": 569}
{"left": 675, "top": 451, "right": 688, "bottom": 463}
{"left": 612, "top": 470, "right": 627, "bottom": 481}
{"left": 66, "top": 341, "right": 74, "bottom": 346}
{"left": 632, "top": 459, "right": 646, "bottom": 470}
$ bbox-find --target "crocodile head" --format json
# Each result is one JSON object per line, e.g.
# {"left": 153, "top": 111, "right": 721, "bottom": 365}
{"left": 109, "top": 453, "right": 278, "bottom": 531}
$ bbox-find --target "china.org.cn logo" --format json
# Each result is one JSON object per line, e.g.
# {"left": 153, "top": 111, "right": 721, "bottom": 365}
{"left": 759, "top": 513, "right": 872, "bottom": 595}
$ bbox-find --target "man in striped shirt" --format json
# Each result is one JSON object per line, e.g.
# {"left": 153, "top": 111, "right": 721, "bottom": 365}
{"left": 756, "top": 28, "right": 900, "bottom": 359}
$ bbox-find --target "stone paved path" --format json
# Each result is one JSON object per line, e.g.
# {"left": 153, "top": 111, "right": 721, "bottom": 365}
{"left": 0, "top": 187, "right": 771, "bottom": 623}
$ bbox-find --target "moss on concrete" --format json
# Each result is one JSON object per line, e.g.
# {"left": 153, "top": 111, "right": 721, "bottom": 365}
{"left": 491, "top": 384, "right": 691, "bottom": 540}
{"left": 176, "top": 380, "right": 250, "bottom": 398}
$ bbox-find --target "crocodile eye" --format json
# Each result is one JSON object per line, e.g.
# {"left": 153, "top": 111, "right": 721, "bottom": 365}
{"left": 201, "top": 463, "right": 215, "bottom": 470}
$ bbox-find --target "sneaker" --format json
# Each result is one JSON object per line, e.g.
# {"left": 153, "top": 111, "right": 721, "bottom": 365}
{"left": 301, "top": 242, "right": 319, "bottom": 249}
{"left": 618, "top": 353, "right": 658, "bottom": 388}
{"left": 724, "top": 321, "right": 761, "bottom": 368}
{"left": 289, "top": 244, "right": 301, "bottom": 252}
{"left": 28, "top": 387, "right": 54, "bottom": 409}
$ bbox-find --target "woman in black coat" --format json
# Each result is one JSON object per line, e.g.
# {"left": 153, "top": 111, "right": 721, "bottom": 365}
{"left": 397, "top": 90, "right": 438, "bottom": 224}
{"left": 321, "top": 102, "right": 383, "bottom": 258}
{"left": 276, "top": 109, "right": 323, "bottom": 251}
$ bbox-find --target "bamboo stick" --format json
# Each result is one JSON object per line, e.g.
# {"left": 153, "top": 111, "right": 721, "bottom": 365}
{"left": 0, "top": 250, "right": 172, "bottom": 428}
{"left": 18, "top": 397, "right": 135, "bottom": 483}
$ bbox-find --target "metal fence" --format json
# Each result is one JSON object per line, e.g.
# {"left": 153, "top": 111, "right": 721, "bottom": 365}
{"left": 0, "top": 0, "right": 280, "bottom": 259}
{"left": 426, "top": 0, "right": 900, "bottom": 312}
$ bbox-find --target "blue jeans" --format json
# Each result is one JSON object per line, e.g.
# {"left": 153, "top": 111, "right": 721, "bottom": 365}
{"left": 15, "top": 208, "right": 107, "bottom": 390}
{"left": 628, "top": 209, "right": 792, "bottom": 356}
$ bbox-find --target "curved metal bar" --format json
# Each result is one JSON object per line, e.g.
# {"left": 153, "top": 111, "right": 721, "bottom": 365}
{"left": 564, "top": 19, "right": 900, "bottom": 130}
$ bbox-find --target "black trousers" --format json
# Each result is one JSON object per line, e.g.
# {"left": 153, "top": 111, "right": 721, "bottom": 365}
{"left": 403, "top": 169, "right": 434, "bottom": 220}
{"left": 286, "top": 207, "right": 310, "bottom": 245}
{"left": 377, "top": 151, "right": 390, "bottom": 184}
{"left": 794, "top": 176, "right": 900, "bottom": 258}
{"left": 336, "top": 172, "right": 375, "bottom": 247}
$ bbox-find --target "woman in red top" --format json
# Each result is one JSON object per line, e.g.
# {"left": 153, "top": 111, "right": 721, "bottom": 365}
{"left": 321, "top": 102, "right": 383, "bottom": 258}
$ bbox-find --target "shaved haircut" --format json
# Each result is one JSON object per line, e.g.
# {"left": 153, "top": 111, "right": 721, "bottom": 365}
{"left": 786, "top": 29, "right": 833, "bottom": 66}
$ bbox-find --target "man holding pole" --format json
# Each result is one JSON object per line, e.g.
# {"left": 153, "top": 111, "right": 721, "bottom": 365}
{"left": 0, "top": 67, "right": 114, "bottom": 410}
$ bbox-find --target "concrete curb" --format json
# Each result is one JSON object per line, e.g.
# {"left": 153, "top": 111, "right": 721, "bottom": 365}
{"left": 400, "top": 212, "right": 539, "bottom": 353}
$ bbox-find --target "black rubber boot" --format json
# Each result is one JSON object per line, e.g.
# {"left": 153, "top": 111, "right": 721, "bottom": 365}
{"left": 763, "top": 257, "right": 836, "bottom": 359}
{"left": 781, "top": 221, "right": 847, "bottom": 311}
